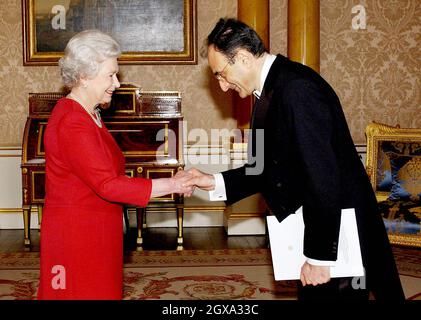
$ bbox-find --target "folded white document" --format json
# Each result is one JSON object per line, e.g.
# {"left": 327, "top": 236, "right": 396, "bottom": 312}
{"left": 266, "top": 207, "right": 364, "bottom": 281}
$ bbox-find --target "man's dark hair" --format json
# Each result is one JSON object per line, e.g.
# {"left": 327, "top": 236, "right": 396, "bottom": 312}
{"left": 206, "top": 18, "right": 267, "bottom": 60}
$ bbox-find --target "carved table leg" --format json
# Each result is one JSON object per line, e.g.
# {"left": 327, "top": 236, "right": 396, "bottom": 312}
{"left": 123, "top": 207, "right": 130, "bottom": 234}
{"left": 37, "top": 205, "right": 43, "bottom": 231}
{"left": 23, "top": 206, "right": 31, "bottom": 247}
{"left": 136, "top": 207, "right": 145, "bottom": 250}
{"left": 142, "top": 208, "right": 147, "bottom": 229}
{"left": 176, "top": 205, "right": 184, "bottom": 250}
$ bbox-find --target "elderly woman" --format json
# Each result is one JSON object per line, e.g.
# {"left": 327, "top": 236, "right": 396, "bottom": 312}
{"left": 38, "top": 30, "right": 192, "bottom": 300}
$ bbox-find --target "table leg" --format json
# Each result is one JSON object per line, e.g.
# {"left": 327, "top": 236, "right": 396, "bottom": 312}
{"left": 136, "top": 207, "right": 144, "bottom": 248}
{"left": 142, "top": 208, "right": 147, "bottom": 229}
{"left": 176, "top": 206, "right": 184, "bottom": 250}
{"left": 23, "top": 206, "right": 31, "bottom": 247}
{"left": 37, "top": 205, "right": 43, "bottom": 231}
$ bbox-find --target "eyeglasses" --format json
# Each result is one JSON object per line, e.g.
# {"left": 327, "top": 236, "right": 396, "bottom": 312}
{"left": 214, "top": 59, "right": 233, "bottom": 81}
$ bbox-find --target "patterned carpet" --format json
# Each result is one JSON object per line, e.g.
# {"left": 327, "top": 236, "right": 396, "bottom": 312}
{"left": 0, "top": 247, "right": 419, "bottom": 300}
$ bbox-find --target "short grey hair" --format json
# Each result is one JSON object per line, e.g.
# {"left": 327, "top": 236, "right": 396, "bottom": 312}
{"left": 59, "top": 30, "right": 121, "bottom": 88}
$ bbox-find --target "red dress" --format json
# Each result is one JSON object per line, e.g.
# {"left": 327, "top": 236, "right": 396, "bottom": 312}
{"left": 38, "top": 98, "right": 152, "bottom": 300}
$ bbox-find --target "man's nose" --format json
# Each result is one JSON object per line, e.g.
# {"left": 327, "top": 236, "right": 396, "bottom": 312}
{"left": 219, "top": 79, "right": 230, "bottom": 92}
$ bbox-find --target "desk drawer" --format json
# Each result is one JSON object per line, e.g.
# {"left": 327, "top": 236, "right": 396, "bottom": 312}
{"left": 106, "top": 121, "right": 179, "bottom": 163}
{"left": 31, "top": 170, "right": 45, "bottom": 203}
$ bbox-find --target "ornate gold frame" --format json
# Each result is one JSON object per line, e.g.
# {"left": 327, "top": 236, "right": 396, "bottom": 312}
{"left": 22, "top": 0, "right": 197, "bottom": 66}
{"left": 365, "top": 122, "right": 421, "bottom": 247}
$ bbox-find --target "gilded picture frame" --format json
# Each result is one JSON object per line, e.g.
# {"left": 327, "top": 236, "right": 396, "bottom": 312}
{"left": 22, "top": 0, "right": 197, "bottom": 66}
{"left": 365, "top": 122, "right": 421, "bottom": 248}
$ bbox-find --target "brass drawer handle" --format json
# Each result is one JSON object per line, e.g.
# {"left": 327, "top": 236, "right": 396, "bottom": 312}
{"left": 137, "top": 167, "right": 143, "bottom": 174}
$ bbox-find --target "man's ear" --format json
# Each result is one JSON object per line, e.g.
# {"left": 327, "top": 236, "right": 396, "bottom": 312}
{"left": 236, "top": 49, "right": 253, "bottom": 67}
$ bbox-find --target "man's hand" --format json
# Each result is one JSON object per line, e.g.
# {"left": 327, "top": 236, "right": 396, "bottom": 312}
{"left": 172, "top": 171, "right": 195, "bottom": 197}
{"left": 182, "top": 168, "right": 216, "bottom": 191}
{"left": 300, "top": 261, "right": 331, "bottom": 286}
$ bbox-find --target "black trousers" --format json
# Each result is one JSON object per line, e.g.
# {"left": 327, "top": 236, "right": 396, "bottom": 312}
{"left": 297, "top": 277, "right": 369, "bottom": 300}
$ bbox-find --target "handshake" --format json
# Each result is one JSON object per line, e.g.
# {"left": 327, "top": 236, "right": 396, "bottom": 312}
{"left": 170, "top": 168, "right": 215, "bottom": 197}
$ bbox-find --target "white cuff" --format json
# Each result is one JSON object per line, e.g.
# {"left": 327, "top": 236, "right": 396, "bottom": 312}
{"left": 209, "top": 173, "right": 227, "bottom": 201}
{"left": 305, "top": 257, "right": 336, "bottom": 267}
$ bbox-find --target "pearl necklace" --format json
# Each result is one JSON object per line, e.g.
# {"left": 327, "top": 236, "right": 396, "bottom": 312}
{"left": 67, "top": 93, "right": 102, "bottom": 128}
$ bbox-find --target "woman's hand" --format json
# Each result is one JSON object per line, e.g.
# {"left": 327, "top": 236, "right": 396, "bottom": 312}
{"left": 150, "top": 173, "right": 194, "bottom": 198}
{"left": 172, "top": 171, "right": 195, "bottom": 197}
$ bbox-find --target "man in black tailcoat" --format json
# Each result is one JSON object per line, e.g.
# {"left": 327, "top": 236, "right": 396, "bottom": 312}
{"left": 184, "top": 18, "right": 404, "bottom": 300}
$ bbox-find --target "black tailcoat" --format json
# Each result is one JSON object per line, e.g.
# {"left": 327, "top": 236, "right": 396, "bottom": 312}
{"left": 221, "top": 55, "right": 404, "bottom": 299}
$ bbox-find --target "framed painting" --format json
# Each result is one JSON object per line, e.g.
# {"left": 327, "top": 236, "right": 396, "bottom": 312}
{"left": 365, "top": 122, "right": 421, "bottom": 248}
{"left": 22, "top": 0, "right": 197, "bottom": 65}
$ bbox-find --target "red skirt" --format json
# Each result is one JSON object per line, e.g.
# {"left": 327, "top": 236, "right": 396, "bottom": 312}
{"left": 37, "top": 206, "right": 123, "bottom": 300}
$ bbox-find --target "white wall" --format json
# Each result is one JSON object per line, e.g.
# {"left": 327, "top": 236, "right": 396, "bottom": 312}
{"left": 0, "top": 147, "right": 36, "bottom": 229}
